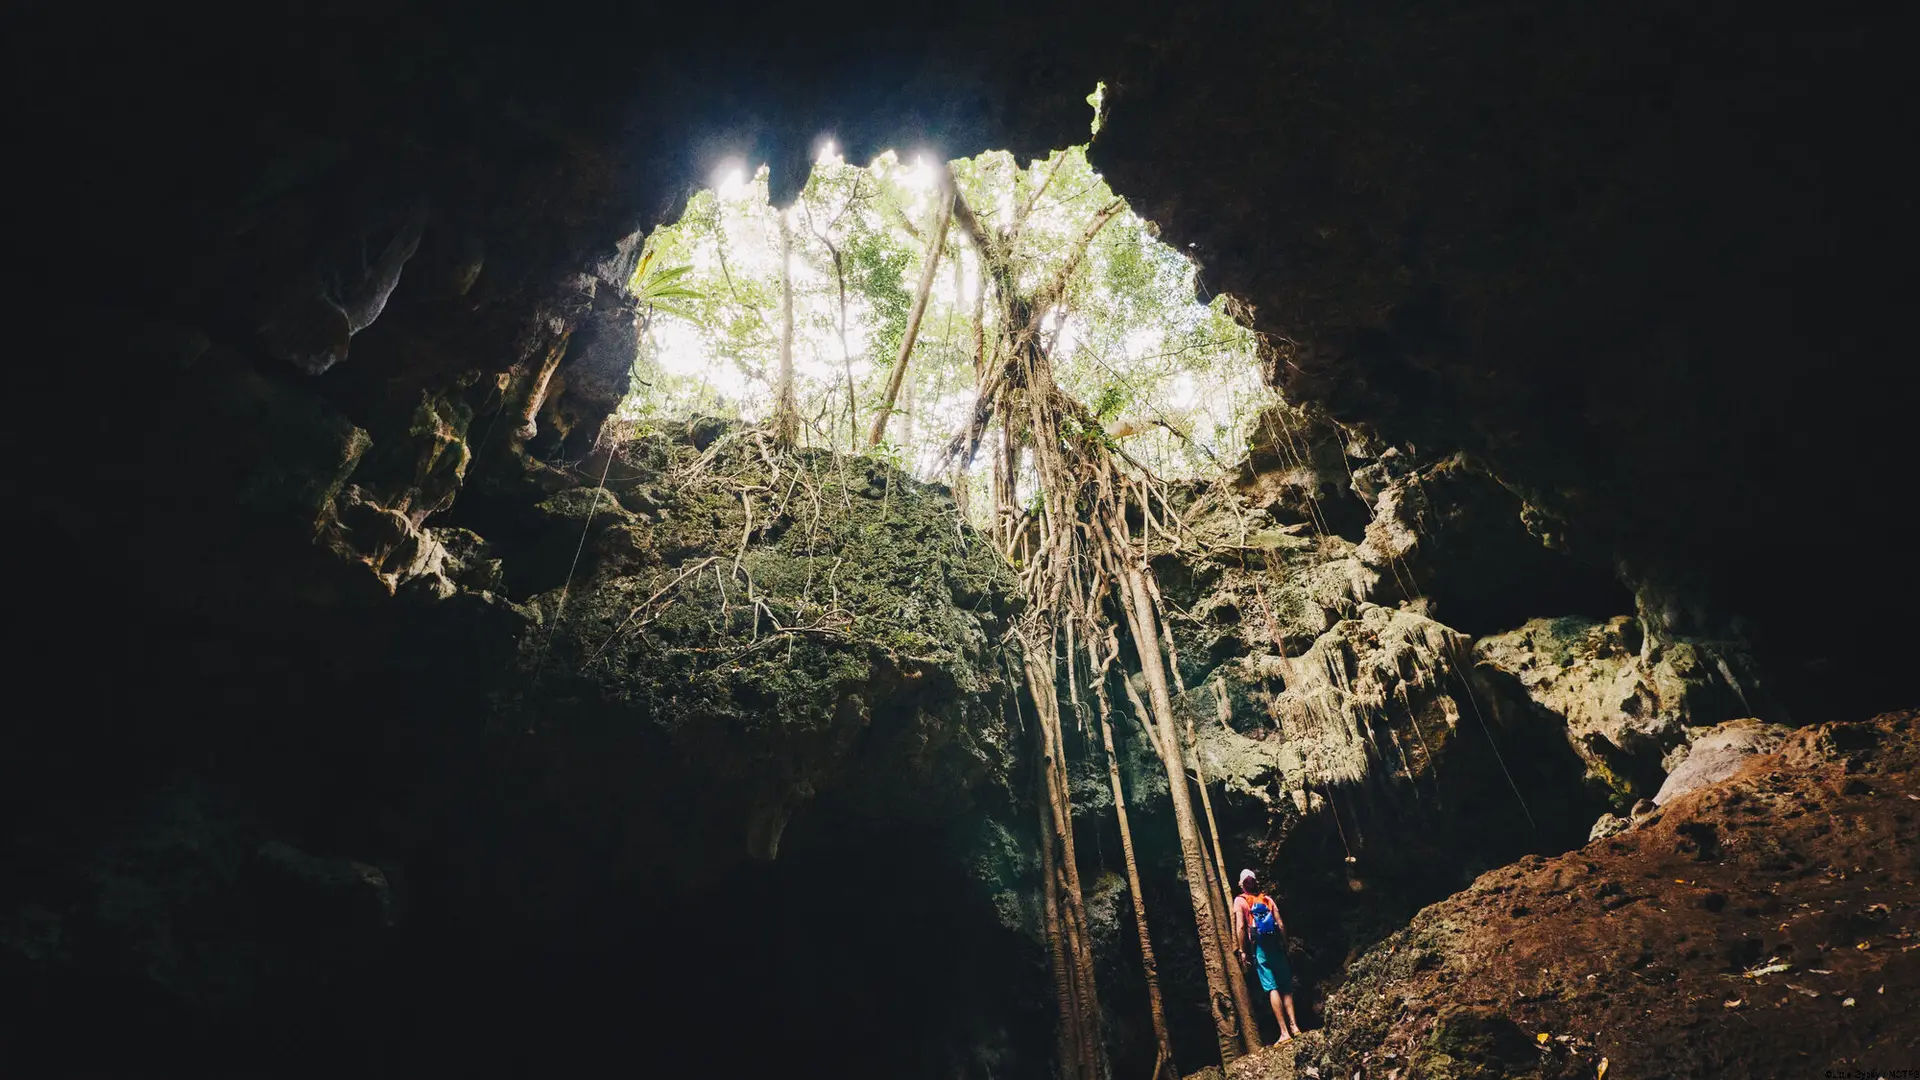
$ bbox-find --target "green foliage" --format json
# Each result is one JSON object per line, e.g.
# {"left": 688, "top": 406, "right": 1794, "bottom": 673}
{"left": 842, "top": 223, "right": 913, "bottom": 360}
{"left": 616, "top": 137, "right": 1274, "bottom": 485}
{"left": 629, "top": 251, "right": 703, "bottom": 309}
{"left": 1091, "top": 383, "right": 1130, "bottom": 421}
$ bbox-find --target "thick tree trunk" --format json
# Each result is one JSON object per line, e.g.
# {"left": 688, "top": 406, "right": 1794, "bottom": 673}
{"left": 1088, "top": 633, "right": 1174, "bottom": 1077}
{"left": 830, "top": 244, "right": 858, "bottom": 446}
{"left": 971, "top": 245, "right": 988, "bottom": 379}
{"left": 1186, "top": 696, "right": 1264, "bottom": 1049}
{"left": 1163, "top": 608, "right": 1261, "bottom": 1055}
{"left": 772, "top": 211, "right": 798, "bottom": 446}
{"left": 1025, "top": 641, "right": 1104, "bottom": 1080}
{"left": 1055, "top": 863, "right": 1101, "bottom": 1080}
{"left": 1035, "top": 753, "right": 1083, "bottom": 1080}
{"left": 1116, "top": 564, "right": 1248, "bottom": 1065}
{"left": 868, "top": 189, "right": 953, "bottom": 447}
{"left": 899, "top": 353, "right": 917, "bottom": 456}
{"left": 1195, "top": 795, "right": 1261, "bottom": 1051}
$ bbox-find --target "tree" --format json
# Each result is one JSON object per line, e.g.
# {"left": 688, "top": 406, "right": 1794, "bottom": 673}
{"left": 618, "top": 149, "right": 1261, "bottom": 478}
{"left": 798, "top": 166, "right": 867, "bottom": 445}
{"left": 1117, "top": 553, "right": 1252, "bottom": 1064}
{"left": 943, "top": 163, "right": 1117, "bottom": 1080}
{"left": 1087, "top": 625, "right": 1174, "bottom": 1078}
{"left": 944, "top": 164, "right": 1256, "bottom": 1068}
{"left": 613, "top": 144, "right": 1280, "bottom": 1073}
{"left": 867, "top": 180, "right": 952, "bottom": 447}
{"left": 773, "top": 208, "right": 798, "bottom": 446}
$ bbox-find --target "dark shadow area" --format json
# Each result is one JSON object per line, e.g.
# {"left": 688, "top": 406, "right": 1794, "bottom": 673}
{"left": 387, "top": 813, "right": 1052, "bottom": 1078}
{"left": 0, "top": 691, "right": 1054, "bottom": 1078}
{"left": 1366, "top": 462, "right": 1640, "bottom": 638}
{"left": 1420, "top": 543, "right": 1635, "bottom": 641}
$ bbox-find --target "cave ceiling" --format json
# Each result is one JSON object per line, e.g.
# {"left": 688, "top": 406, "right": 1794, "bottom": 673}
{"left": 15, "top": 0, "right": 1913, "bottom": 714}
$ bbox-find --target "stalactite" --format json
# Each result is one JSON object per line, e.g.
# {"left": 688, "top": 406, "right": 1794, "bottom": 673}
{"left": 1116, "top": 570, "right": 1248, "bottom": 1064}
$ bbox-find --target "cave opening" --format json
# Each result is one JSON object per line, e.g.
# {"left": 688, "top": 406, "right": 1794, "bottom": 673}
{"left": 28, "top": 127, "right": 1656, "bottom": 1080}
{"left": 606, "top": 138, "right": 1270, "bottom": 503}
{"left": 17, "top": 4, "right": 1909, "bottom": 1073}
{"left": 491, "top": 127, "right": 1636, "bottom": 1080}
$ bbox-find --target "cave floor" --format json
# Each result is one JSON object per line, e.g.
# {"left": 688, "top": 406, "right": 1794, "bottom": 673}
{"left": 1308, "top": 710, "right": 1920, "bottom": 1079}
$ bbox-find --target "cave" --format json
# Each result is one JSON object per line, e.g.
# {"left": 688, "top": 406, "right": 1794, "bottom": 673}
{"left": 9, "top": 3, "right": 1918, "bottom": 1078}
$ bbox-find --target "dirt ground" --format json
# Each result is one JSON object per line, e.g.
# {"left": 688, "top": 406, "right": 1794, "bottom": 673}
{"left": 1250, "top": 710, "right": 1920, "bottom": 1080}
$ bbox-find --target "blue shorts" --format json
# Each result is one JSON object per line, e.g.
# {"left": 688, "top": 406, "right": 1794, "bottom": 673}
{"left": 1254, "top": 939, "right": 1292, "bottom": 994}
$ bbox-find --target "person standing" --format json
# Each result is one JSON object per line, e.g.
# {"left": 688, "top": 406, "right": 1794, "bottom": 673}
{"left": 1233, "top": 868, "right": 1303, "bottom": 1045}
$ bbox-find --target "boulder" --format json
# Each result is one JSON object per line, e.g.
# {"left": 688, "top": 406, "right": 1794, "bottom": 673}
{"left": 1653, "top": 718, "right": 1791, "bottom": 806}
{"left": 1587, "top": 812, "right": 1632, "bottom": 842}
{"left": 1476, "top": 615, "right": 1764, "bottom": 805}
{"left": 254, "top": 840, "right": 396, "bottom": 929}
{"left": 486, "top": 429, "right": 1021, "bottom": 891}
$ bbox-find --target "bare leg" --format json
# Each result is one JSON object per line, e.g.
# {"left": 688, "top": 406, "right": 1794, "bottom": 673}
{"left": 1282, "top": 993, "right": 1302, "bottom": 1037}
{"left": 1269, "top": 989, "right": 1290, "bottom": 1044}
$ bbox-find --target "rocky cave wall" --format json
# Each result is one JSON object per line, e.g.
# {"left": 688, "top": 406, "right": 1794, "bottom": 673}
{"left": 18, "top": 0, "right": 1902, "bottom": 735}
{"left": 8, "top": 1, "right": 1915, "bottom": 1077}
{"left": 1065, "top": 405, "right": 1784, "bottom": 1068}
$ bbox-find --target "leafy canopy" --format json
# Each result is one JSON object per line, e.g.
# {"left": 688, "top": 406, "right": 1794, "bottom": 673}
{"left": 618, "top": 143, "right": 1271, "bottom": 493}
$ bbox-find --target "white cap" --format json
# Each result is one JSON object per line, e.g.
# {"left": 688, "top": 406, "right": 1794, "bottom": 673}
{"left": 1239, "top": 868, "right": 1257, "bottom": 888}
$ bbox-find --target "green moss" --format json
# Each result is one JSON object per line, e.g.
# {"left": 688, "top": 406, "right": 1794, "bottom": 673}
{"left": 1580, "top": 750, "right": 1643, "bottom": 809}
{"left": 1537, "top": 616, "right": 1599, "bottom": 668}
{"left": 507, "top": 428, "right": 1020, "bottom": 833}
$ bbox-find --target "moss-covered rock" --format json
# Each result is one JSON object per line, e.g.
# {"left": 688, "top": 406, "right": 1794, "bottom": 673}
{"left": 185, "top": 348, "right": 374, "bottom": 528}
{"left": 500, "top": 426, "right": 1020, "bottom": 868}
{"left": 956, "top": 813, "right": 1045, "bottom": 942}
{"left": 1412, "top": 1006, "right": 1547, "bottom": 1080}
{"left": 1475, "top": 614, "right": 1771, "bottom": 808}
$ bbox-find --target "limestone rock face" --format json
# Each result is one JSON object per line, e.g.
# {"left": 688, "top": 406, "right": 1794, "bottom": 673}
{"left": 1119, "top": 446, "right": 1614, "bottom": 989}
{"left": 1353, "top": 454, "right": 1630, "bottom": 636}
{"left": 1184, "top": 604, "right": 1474, "bottom": 808}
{"left": 1145, "top": 427, "right": 1609, "bottom": 844}
{"left": 960, "top": 815, "right": 1044, "bottom": 942}
{"left": 1233, "top": 402, "right": 1371, "bottom": 537}
{"left": 254, "top": 841, "right": 396, "bottom": 929}
{"left": 486, "top": 426, "right": 1020, "bottom": 882}
{"left": 3, "top": 783, "right": 396, "bottom": 1030}
{"left": 1475, "top": 615, "right": 1766, "bottom": 805}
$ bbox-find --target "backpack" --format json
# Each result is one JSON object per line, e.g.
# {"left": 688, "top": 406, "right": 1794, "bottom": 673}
{"left": 1246, "top": 893, "right": 1282, "bottom": 942}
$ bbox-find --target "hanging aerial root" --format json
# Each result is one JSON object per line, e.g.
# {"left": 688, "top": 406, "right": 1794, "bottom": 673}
{"left": 948, "top": 170, "right": 1250, "bottom": 1069}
